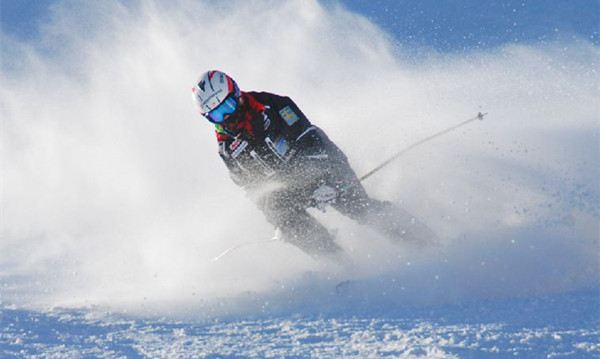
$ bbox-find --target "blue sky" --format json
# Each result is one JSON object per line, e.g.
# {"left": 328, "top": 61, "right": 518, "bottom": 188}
{"left": 340, "top": 0, "right": 599, "bottom": 50}
{"left": 1, "top": 0, "right": 55, "bottom": 39}
{"left": 2, "top": 0, "right": 599, "bottom": 51}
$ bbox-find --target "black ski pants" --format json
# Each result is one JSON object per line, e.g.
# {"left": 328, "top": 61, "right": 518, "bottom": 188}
{"left": 254, "top": 158, "right": 433, "bottom": 257}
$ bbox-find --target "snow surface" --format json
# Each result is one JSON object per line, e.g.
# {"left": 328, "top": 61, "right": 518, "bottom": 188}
{"left": 1, "top": 0, "right": 599, "bottom": 357}
{"left": 2, "top": 290, "right": 599, "bottom": 358}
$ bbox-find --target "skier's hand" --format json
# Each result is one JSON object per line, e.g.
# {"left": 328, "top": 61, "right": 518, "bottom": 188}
{"left": 312, "top": 184, "right": 337, "bottom": 212}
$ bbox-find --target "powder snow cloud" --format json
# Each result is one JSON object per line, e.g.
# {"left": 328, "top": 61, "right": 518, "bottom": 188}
{"left": 1, "top": 0, "right": 598, "bottom": 314}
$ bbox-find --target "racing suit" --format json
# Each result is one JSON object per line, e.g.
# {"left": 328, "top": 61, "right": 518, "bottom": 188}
{"left": 215, "top": 91, "right": 431, "bottom": 256}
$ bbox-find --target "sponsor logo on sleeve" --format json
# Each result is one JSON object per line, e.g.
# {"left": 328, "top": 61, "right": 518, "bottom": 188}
{"left": 230, "top": 138, "right": 248, "bottom": 158}
{"left": 279, "top": 106, "right": 300, "bottom": 126}
{"left": 232, "top": 141, "right": 248, "bottom": 158}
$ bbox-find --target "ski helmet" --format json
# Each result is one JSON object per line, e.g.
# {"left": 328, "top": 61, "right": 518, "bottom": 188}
{"left": 192, "top": 70, "right": 241, "bottom": 123}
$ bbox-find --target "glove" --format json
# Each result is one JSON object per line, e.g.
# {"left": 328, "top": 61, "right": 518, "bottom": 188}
{"left": 312, "top": 184, "right": 338, "bottom": 211}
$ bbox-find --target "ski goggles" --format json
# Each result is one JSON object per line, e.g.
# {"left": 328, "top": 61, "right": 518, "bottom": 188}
{"left": 204, "top": 96, "right": 239, "bottom": 124}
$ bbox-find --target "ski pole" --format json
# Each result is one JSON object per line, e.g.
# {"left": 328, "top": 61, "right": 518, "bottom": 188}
{"left": 354, "top": 112, "right": 487, "bottom": 185}
{"left": 213, "top": 237, "right": 279, "bottom": 261}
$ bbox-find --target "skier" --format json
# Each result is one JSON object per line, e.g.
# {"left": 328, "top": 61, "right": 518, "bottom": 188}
{"left": 192, "top": 70, "right": 435, "bottom": 257}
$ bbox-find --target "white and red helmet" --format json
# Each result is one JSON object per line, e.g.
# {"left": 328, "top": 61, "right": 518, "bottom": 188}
{"left": 192, "top": 70, "right": 240, "bottom": 115}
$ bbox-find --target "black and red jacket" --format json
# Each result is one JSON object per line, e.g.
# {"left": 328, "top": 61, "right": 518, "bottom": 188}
{"left": 214, "top": 92, "right": 347, "bottom": 190}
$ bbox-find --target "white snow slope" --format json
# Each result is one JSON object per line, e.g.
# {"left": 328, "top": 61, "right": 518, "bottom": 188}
{"left": 1, "top": 0, "right": 599, "bottom": 357}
